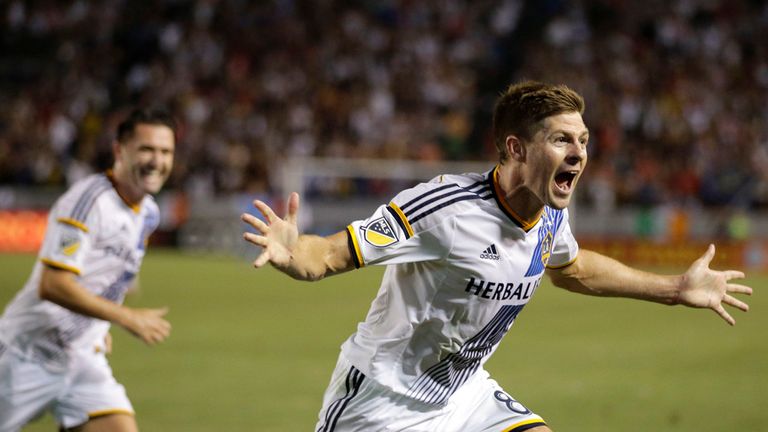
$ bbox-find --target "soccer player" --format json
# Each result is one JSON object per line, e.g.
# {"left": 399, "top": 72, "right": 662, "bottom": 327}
{"left": 0, "top": 108, "right": 176, "bottom": 432}
{"left": 240, "top": 81, "right": 752, "bottom": 432}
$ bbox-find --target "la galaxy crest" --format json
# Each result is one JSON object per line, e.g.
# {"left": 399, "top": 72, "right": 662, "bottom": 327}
{"left": 540, "top": 230, "right": 553, "bottom": 266}
{"left": 362, "top": 217, "right": 398, "bottom": 247}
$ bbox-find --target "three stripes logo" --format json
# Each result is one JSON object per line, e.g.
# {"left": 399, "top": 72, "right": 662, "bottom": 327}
{"left": 480, "top": 244, "right": 500, "bottom": 260}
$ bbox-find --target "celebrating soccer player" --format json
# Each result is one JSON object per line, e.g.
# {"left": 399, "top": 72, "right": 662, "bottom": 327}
{"left": 0, "top": 108, "right": 176, "bottom": 432}
{"left": 242, "top": 81, "right": 752, "bottom": 432}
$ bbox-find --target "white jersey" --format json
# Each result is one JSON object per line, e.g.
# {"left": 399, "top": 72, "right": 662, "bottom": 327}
{"left": 342, "top": 166, "right": 578, "bottom": 406}
{"left": 0, "top": 172, "right": 159, "bottom": 372}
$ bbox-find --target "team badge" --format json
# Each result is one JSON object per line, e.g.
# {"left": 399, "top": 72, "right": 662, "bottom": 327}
{"left": 362, "top": 217, "right": 398, "bottom": 247}
{"left": 540, "top": 230, "right": 553, "bottom": 266}
{"left": 59, "top": 232, "right": 81, "bottom": 256}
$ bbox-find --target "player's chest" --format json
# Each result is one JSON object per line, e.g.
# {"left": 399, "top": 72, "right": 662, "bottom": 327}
{"left": 89, "top": 212, "right": 148, "bottom": 266}
{"left": 449, "top": 220, "right": 555, "bottom": 278}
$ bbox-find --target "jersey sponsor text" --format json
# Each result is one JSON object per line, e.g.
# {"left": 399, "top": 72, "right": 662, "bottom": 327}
{"left": 465, "top": 277, "right": 541, "bottom": 301}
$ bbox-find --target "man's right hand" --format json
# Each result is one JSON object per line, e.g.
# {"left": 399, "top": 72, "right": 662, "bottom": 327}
{"left": 241, "top": 192, "right": 300, "bottom": 270}
{"left": 120, "top": 307, "right": 171, "bottom": 345}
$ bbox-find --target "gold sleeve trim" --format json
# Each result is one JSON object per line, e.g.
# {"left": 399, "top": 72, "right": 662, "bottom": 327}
{"left": 88, "top": 409, "right": 135, "bottom": 419}
{"left": 546, "top": 255, "right": 578, "bottom": 270}
{"left": 388, "top": 202, "right": 414, "bottom": 238}
{"left": 57, "top": 217, "right": 89, "bottom": 232}
{"left": 346, "top": 225, "right": 365, "bottom": 269}
{"left": 40, "top": 258, "right": 82, "bottom": 275}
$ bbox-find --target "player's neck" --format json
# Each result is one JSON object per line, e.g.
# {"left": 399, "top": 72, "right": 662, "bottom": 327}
{"left": 496, "top": 164, "right": 544, "bottom": 223}
{"left": 108, "top": 166, "right": 144, "bottom": 207}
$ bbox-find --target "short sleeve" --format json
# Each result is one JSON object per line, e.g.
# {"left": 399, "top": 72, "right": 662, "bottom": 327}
{"left": 347, "top": 201, "right": 454, "bottom": 269}
{"left": 39, "top": 198, "right": 100, "bottom": 275}
{"left": 545, "top": 209, "right": 579, "bottom": 269}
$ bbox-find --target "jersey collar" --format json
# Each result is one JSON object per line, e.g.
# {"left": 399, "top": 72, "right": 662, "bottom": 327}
{"left": 105, "top": 170, "right": 142, "bottom": 214}
{"left": 488, "top": 165, "right": 542, "bottom": 232}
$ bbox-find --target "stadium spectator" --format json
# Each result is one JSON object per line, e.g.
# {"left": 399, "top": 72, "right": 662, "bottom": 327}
{"left": 0, "top": 108, "right": 176, "bottom": 431}
{"left": 1, "top": 0, "right": 766, "bottom": 212}
{"left": 241, "top": 81, "right": 752, "bottom": 431}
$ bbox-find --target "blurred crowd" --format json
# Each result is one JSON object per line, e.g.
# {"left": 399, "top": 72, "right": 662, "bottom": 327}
{"left": 1, "top": 0, "right": 767, "bottom": 210}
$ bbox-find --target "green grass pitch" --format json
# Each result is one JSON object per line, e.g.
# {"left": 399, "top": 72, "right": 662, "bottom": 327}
{"left": 1, "top": 250, "right": 765, "bottom": 431}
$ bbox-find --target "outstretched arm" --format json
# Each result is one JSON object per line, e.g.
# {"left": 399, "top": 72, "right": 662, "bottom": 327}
{"left": 546, "top": 245, "right": 752, "bottom": 325}
{"left": 241, "top": 192, "right": 355, "bottom": 281}
{"left": 39, "top": 267, "right": 171, "bottom": 345}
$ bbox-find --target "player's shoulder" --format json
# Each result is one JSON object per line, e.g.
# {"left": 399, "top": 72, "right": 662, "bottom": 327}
{"left": 542, "top": 205, "right": 570, "bottom": 233}
{"left": 390, "top": 169, "right": 493, "bottom": 229}
{"left": 54, "top": 173, "right": 113, "bottom": 220}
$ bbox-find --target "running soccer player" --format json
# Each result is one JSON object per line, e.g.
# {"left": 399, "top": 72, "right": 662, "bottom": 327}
{"left": 241, "top": 81, "right": 752, "bottom": 432}
{"left": 0, "top": 108, "right": 176, "bottom": 432}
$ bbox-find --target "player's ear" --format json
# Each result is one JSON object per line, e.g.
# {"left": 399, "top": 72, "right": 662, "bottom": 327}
{"left": 506, "top": 135, "right": 526, "bottom": 162}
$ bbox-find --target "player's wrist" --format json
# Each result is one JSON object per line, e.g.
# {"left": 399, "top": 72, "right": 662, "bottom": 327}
{"left": 113, "top": 305, "right": 136, "bottom": 330}
{"left": 669, "top": 274, "right": 685, "bottom": 306}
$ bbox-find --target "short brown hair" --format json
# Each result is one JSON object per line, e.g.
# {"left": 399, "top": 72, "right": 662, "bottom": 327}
{"left": 492, "top": 81, "right": 585, "bottom": 162}
{"left": 116, "top": 107, "right": 177, "bottom": 143}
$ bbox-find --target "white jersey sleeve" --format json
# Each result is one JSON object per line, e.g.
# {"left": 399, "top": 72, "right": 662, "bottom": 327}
{"left": 545, "top": 207, "right": 579, "bottom": 269}
{"left": 38, "top": 177, "right": 109, "bottom": 275}
{"left": 346, "top": 179, "right": 474, "bottom": 268}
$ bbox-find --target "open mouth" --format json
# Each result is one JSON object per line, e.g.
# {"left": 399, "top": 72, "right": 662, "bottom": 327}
{"left": 554, "top": 171, "right": 578, "bottom": 193}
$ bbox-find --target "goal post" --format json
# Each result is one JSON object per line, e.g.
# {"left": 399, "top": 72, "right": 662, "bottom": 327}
{"left": 277, "top": 157, "right": 493, "bottom": 234}
{"left": 279, "top": 157, "right": 491, "bottom": 198}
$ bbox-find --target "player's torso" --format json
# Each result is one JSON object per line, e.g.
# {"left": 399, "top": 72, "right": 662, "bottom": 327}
{"left": 76, "top": 196, "right": 154, "bottom": 295}
{"left": 382, "top": 208, "right": 557, "bottom": 369}
{"left": 0, "top": 174, "right": 158, "bottom": 367}
{"left": 51, "top": 175, "right": 157, "bottom": 296}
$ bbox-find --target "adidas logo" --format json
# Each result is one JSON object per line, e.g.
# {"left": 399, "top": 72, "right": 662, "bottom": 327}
{"left": 480, "top": 244, "right": 500, "bottom": 260}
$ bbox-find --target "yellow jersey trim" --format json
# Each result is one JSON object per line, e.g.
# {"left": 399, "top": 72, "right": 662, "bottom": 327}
{"left": 546, "top": 255, "right": 578, "bottom": 270}
{"left": 502, "top": 418, "right": 547, "bottom": 432}
{"left": 388, "top": 202, "right": 414, "bottom": 238}
{"left": 492, "top": 166, "right": 542, "bottom": 232}
{"left": 88, "top": 408, "right": 135, "bottom": 419}
{"left": 40, "top": 258, "right": 81, "bottom": 275}
{"left": 57, "top": 217, "right": 89, "bottom": 232}
{"left": 346, "top": 225, "right": 365, "bottom": 268}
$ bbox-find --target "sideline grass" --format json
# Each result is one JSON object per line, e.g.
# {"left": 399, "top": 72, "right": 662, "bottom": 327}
{"left": 1, "top": 251, "right": 765, "bottom": 431}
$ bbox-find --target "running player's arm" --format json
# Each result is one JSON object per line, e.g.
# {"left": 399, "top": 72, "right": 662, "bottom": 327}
{"left": 38, "top": 266, "right": 170, "bottom": 345}
{"left": 241, "top": 192, "right": 355, "bottom": 281}
{"left": 546, "top": 246, "right": 752, "bottom": 325}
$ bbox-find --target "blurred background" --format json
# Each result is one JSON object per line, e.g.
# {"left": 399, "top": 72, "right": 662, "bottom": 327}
{"left": 1, "top": 0, "right": 767, "bottom": 266}
{"left": 0, "top": 1, "right": 767, "bottom": 431}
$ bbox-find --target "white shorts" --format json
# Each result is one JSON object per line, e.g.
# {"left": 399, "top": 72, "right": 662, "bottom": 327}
{"left": 315, "top": 355, "right": 546, "bottom": 432}
{"left": 0, "top": 345, "right": 133, "bottom": 432}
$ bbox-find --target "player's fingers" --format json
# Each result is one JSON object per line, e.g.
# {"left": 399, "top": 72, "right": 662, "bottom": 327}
{"left": 243, "top": 232, "right": 268, "bottom": 247}
{"left": 241, "top": 213, "right": 269, "bottom": 233}
{"left": 286, "top": 192, "right": 300, "bottom": 225}
{"left": 253, "top": 251, "right": 271, "bottom": 268}
{"left": 727, "top": 283, "right": 752, "bottom": 295}
{"left": 698, "top": 244, "right": 716, "bottom": 266}
{"left": 722, "top": 270, "right": 746, "bottom": 280}
{"left": 722, "top": 294, "right": 749, "bottom": 312}
{"left": 712, "top": 304, "right": 735, "bottom": 326}
{"left": 253, "top": 200, "right": 278, "bottom": 223}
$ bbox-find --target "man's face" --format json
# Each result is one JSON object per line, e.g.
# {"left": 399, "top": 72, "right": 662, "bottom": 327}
{"left": 115, "top": 123, "right": 175, "bottom": 196}
{"left": 523, "top": 111, "right": 588, "bottom": 209}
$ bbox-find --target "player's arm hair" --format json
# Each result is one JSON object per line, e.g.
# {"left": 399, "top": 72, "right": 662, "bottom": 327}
{"left": 39, "top": 265, "right": 138, "bottom": 325}
{"left": 281, "top": 231, "right": 355, "bottom": 281}
{"left": 546, "top": 249, "right": 680, "bottom": 305}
